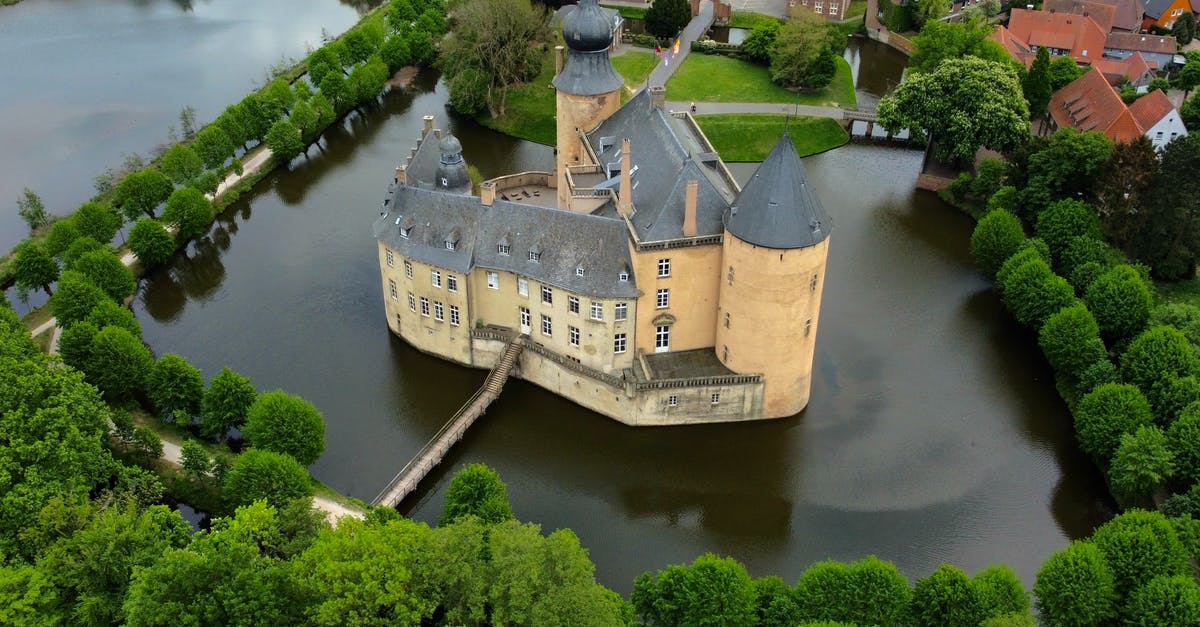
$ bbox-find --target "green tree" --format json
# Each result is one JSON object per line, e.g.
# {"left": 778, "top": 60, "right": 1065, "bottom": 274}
{"left": 971, "top": 157, "right": 1007, "bottom": 201}
{"left": 307, "top": 46, "right": 342, "bottom": 88}
{"left": 1178, "top": 57, "right": 1200, "bottom": 99}
{"left": 289, "top": 99, "right": 319, "bottom": 141}
{"left": 438, "top": 0, "right": 549, "bottom": 118}
{"left": 1135, "top": 134, "right": 1200, "bottom": 279}
{"left": 878, "top": 57, "right": 1029, "bottom": 164}
{"left": 1121, "top": 326, "right": 1200, "bottom": 396}
{"left": 1148, "top": 375, "right": 1200, "bottom": 426}
{"left": 380, "top": 35, "right": 412, "bottom": 73}
{"left": 741, "top": 21, "right": 780, "bottom": 64}
{"left": 1021, "top": 129, "right": 1113, "bottom": 219}
{"left": 147, "top": 353, "right": 205, "bottom": 421}
{"left": 128, "top": 218, "right": 176, "bottom": 269}
{"left": 266, "top": 119, "right": 305, "bottom": 166}
{"left": 73, "top": 202, "right": 121, "bottom": 245}
{"left": 87, "top": 326, "right": 153, "bottom": 401}
{"left": 911, "top": 0, "right": 950, "bottom": 27}
{"left": 972, "top": 564, "right": 1029, "bottom": 620}
{"left": 319, "top": 71, "right": 348, "bottom": 113}
{"left": 16, "top": 187, "right": 50, "bottom": 232}
{"left": 1091, "top": 509, "right": 1190, "bottom": 601}
{"left": 908, "top": 20, "right": 1012, "bottom": 74}
{"left": 1084, "top": 264, "right": 1152, "bottom": 343}
{"left": 237, "top": 95, "right": 273, "bottom": 143}
{"left": 160, "top": 143, "right": 204, "bottom": 185}
{"left": 441, "top": 462, "right": 516, "bottom": 525}
{"left": 180, "top": 439, "right": 212, "bottom": 480}
{"left": 87, "top": 298, "right": 142, "bottom": 337}
{"left": 61, "top": 236, "right": 106, "bottom": 269}
{"left": 1175, "top": 12, "right": 1197, "bottom": 45}
{"left": 909, "top": 564, "right": 983, "bottom": 627}
{"left": 215, "top": 105, "right": 249, "bottom": 149}
{"left": 161, "top": 186, "right": 213, "bottom": 241}
{"left": 1035, "top": 199, "right": 1102, "bottom": 263}
{"left": 1073, "top": 382, "right": 1154, "bottom": 461}
{"left": 1039, "top": 303, "right": 1108, "bottom": 385}
{"left": 447, "top": 68, "right": 490, "bottom": 116}
{"left": 1034, "top": 541, "right": 1116, "bottom": 627}
{"left": 58, "top": 320, "right": 98, "bottom": 371}
{"left": 345, "top": 56, "right": 389, "bottom": 110}
{"left": 405, "top": 30, "right": 436, "bottom": 66}
{"left": 48, "top": 270, "right": 109, "bottom": 326}
{"left": 632, "top": 553, "right": 757, "bottom": 627}
{"left": 260, "top": 78, "right": 297, "bottom": 121}
{"left": 998, "top": 256, "right": 1075, "bottom": 330}
{"left": 192, "top": 125, "right": 234, "bottom": 171}
{"left": 201, "top": 367, "right": 257, "bottom": 441}
{"left": 1169, "top": 403, "right": 1200, "bottom": 484}
{"left": 12, "top": 242, "right": 59, "bottom": 297}
{"left": 1024, "top": 46, "right": 1053, "bottom": 120}
{"left": 770, "top": 12, "right": 837, "bottom": 90}
{"left": 1048, "top": 56, "right": 1085, "bottom": 90}
{"left": 44, "top": 219, "right": 80, "bottom": 259}
{"left": 645, "top": 0, "right": 692, "bottom": 38}
{"left": 754, "top": 576, "right": 802, "bottom": 627}
{"left": 114, "top": 169, "right": 173, "bottom": 221}
{"left": 1108, "top": 425, "right": 1174, "bottom": 503}
{"left": 242, "top": 390, "right": 326, "bottom": 466}
{"left": 72, "top": 248, "right": 135, "bottom": 302}
{"left": 222, "top": 448, "right": 314, "bottom": 509}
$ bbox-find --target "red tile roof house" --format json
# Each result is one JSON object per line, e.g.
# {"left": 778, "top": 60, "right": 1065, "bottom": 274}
{"left": 991, "top": 9, "right": 1160, "bottom": 86}
{"left": 1042, "top": 0, "right": 1145, "bottom": 32}
{"left": 1047, "top": 66, "right": 1188, "bottom": 149}
{"left": 1141, "top": 0, "right": 1195, "bottom": 29}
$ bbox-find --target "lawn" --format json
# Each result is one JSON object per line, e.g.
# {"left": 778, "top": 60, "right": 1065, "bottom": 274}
{"left": 846, "top": 0, "right": 868, "bottom": 19}
{"left": 476, "top": 52, "right": 558, "bottom": 146}
{"left": 1156, "top": 278, "right": 1200, "bottom": 308}
{"left": 694, "top": 114, "right": 849, "bottom": 161}
{"left": 728, "top": 11, "right": 783, "bottom": 29}
{"left": 612, "top": 51, "right": 659, "bottom": 89}
{"left": 602, "top": 3, "right": 647, "bottom": 19}
{"left": 666, "top": 55, "right": 857, "bottom": 107}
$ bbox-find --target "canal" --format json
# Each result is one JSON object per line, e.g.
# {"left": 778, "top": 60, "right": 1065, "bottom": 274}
{"left": 4, "top": 0, "right": 1114, "bottom": 592}
{"left": 125, "top": 44, "right": 1111, "bottom": 592}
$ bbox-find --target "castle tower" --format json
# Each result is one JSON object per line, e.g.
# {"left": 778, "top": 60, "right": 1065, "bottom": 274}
{"left": 553, "top": 0, "right": 623, "bottom": 209}
{"left": 715, "top": 132, "right": 833, "bottom": 418}
{"left": 434, "top": 133, "right": 471, "bottom": 194}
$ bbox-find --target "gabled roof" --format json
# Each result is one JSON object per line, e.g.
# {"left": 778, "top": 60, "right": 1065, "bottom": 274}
{"left": 1094, "top": 0, "right": 1145, "bottom": 31}
{"left": 1141, "top": 0, "right": 1177, "bottom": 19}
{"left": 990, "top": 26, "right": 1034, "bottom": 66}
{"left": 1128, "top": 88, "right": 1176, "bottom": 129}
{"left": 1049, "top": 66, "right": 1145, "bottom": 142}
{"left": 1105, "top": 32, "right": 1177, "bottom": 54}
{"left": 724, "top": 132, "right": 831, "bottom": 250}
{"left": 1042, "top": 0, "right": 1117, "bottom": 32}
{"left": 1093, "top": 51, "right": 1155, "bottom": 84}
{"left": 1007, "top": 9, "right": 1107, "bottom": 63}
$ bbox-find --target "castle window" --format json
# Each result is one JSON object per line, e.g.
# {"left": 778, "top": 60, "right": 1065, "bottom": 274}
{"left": 811, "top": 274, "right": 820, "bottom": 292}
{"left": 711, "top": 392, "right": 721, "bottom": 405}
{"left": 450, "top": 305, "right": 460, "bottom": 326}
{"left": 447, "top": 276, "right": 458, "bottom": 293}
{"left": 805, "top": 318, "right": 812, "bottom": 337}
{"left": 814, "top": 2, "right": 822, "bottom": 12}
{"left": 723, "top": 346, "right": 728, "bottom": 361}
{"left": 724, "top": 312, "right": 730, "bottom": 328}
{"left": 619, "top": 271, "right": 629, "bottom": 282}
{"left": 591, "top": 302, "right": 604, "bottom": 320}
{"left": 541, "top": 286, "right": 553, "bottom": 305}
{"left": 615, "top": 303, "right": 627, "bottom": 321}
{"left": 385, "top": 249, "right": 394, "bottom": 267}
{"left": 569, "top": 325, "right": 580, "bottom": 347}
{"left": 655, "top": 325, "right": 670, "bottom": 352}
{"left": 576, "top": 265, "right": 585, "bottom": 276}
{"left": 498, "top": 244, "right": 511, "bottom": 255}
{"left": 405, "top": 261, "right": 413, "bottom": 279}
{"left": 445, "top": 240, "right": 455, "bottom": 251}
{"left": 727, "top": 265, "right": 735, "bottom": 284}
{"left": 487, "top": 272, "right": 499, "bottom": 290}
{"left": 431, "top": 270, "right": 441, "bottom": 288}
{"left": 569, "top": 295, "right": 580, "bottom": 314}
{"left": 829, "top": 2, "right": 837, "bottom": 14}
{"left": 420, "top": 297, "right": 430, "bottom": 317}
{"left": 519, "top": 278, "right": 529, "bottom": 297}
{"left": 529, "top": 251, "right": 541, "bottom": 262}
{"left": 667, "top": 395, "right": 678, "bottom": 407}
{"left": 408, "top": 293, "right": 416, "bottom": 312}
{"left": 389, "top": 279, "right": 398, "bottom": 300}
{"left": 614, "top": 333, "right": 627, "bottom": 353}
{"left": 657, "top": 258, "right": 671, "bottom": 277}
{"left": 434, "top": 301, "right": 444, "bottom": 321}
{"left": 541, "top": 314, "right": 553, "bottom": 336}
{"left": 395, "top": 312, "right": 401, "bottom": 328}
{"left": 656, "top": 289, "right": 669, "bottom": 309}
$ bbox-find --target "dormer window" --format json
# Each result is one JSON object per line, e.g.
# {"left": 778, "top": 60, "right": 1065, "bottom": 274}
{"left": 576, "top": 267, "right": 585, "bottom": 276}
{"left": 400, "top": 227, "right": 411, "bottom": 238}
{"left": 619, "top": 271, "right": 629, "bottom": 282}
{"left": 445, "top": 228, "right": 460, "bottom": 251}
{"left": 529, "top": 251, "right": 541, "bottom": 262}
{"left": 498, "top": 244, "right": 510, "bottom": 255}
{"left": 445, "top": 240, "right": 455, "bottom": 251}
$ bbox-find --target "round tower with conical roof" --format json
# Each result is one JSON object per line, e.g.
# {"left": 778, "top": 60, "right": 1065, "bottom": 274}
{"left": 715, "top": 132, "right": 833, "bottom": 418}
{"left": 553, "top": 0, "right": 623, "bottom": 208}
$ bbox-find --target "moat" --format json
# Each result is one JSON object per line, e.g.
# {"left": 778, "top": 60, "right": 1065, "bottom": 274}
{"left": 5, "top": 2, "right": 1110, "bottom": 593}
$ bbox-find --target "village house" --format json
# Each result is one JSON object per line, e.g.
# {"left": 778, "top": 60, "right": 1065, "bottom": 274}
{"left": 1043, "top": 0, "right": 1145, "bottom": 32}
{"left": 1140, "top": 0, "right": 1197, "bottom": 29}
{"left": 1046, "top": 66, "right": 1188, "bottom": 149}
{"left": 787, "top": 0, "right": 852, "bottom": 21}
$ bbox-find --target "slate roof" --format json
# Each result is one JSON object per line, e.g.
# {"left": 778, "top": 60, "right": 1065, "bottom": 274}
{"left": 1049, "top": 66, "right": 1146, "bottom": 142}
{"left": 553, "top": 0, "right": 623, "bottom": 97}
{"left": 585, "top": 89, "right": 733, "bottom": 241}
{"left": 724, "top": 132, "right": 832, "bottom": 250}
{"left": 1141, "top": 0, "right": 1176, "bottom": 18}
{"left": 1105, "top": 32, "right": 1177, "bottom": 54}
{"left": 374, "top": 186, "right": 638, "bottom": 299}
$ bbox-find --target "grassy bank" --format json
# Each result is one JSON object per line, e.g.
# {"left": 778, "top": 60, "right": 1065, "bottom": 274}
{"left": 476, "top": 53, "right": 558, "bottom": 145}
{"left": 602, "top": 3, "right": 647, "bottom": 19}
{"left": 612, "top": 51, "right": 659, "bottom": 88}
{"left": 694, "top": 114, "right": 849, "bottom": 161}
{"left": 728, "top": 11, "right": 782, "bottom": 29}
{"left": 666, "top": 55, "right": 856, "bottom": 107}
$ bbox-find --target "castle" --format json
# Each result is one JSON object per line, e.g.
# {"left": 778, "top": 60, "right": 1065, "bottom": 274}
{"left": 373, "top": 0, "right": 833, "bottom": 426}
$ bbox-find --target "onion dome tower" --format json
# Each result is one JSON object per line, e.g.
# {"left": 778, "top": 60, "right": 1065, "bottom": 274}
{"left": 434, "top": 133, "right": 471, "bottom": 194}
{"left": 716, "top": 131, "right": 834, "bottom": 418}
{"left": 553, "top": 0, "right": 623, "bottom": 208}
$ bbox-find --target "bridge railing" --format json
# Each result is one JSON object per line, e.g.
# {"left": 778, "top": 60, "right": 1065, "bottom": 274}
{"left": 635, "top": 373, "right": 762, "bottom": 391}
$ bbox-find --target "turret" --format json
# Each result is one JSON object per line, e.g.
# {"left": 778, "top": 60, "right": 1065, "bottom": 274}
{"left": 716, "top": 131, "right": 833, "bottom": 418}
{"left": 434, "top": 133, "right": 471, "bottom": 194}
{"left": 554, "top": 0, "right": 623, "bottom": 209}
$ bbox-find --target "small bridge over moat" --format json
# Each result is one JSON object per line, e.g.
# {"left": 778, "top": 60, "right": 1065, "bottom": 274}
{"left": 372, "top": 335, "right": 524, "bottom": 509}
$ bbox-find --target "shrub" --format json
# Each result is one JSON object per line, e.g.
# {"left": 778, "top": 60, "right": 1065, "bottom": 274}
{"left": 1084, "top": 264, "right": 1153, "bottom": 343}
{"left": 242, "top": 391, "right": 326, "bottom": 466}
{"left": 72, "top": 249, "right": 135, "bottom": 302}
{"left": 1121, "top": 326, "right": 1200, "bottom": 396}
{"left": 441, "top": 463, "right": 515, "bottom": 525}
{"left": 147, "top": 354, "right": 205, "bottom": 422}
{"left": 1073, "top": 383, "right": 1154, "bottom": 462}
{"left": 222, "top": 449, "right": 314, "bottom": 510}
{"left": 128, "top": 219, "right": 176, "bottom": 269}
{"left": 1034, "top": 541, "right": 1116, "bottom": 626}
{"left": 970, "top": 210, "right": 1025, "bottom": 278}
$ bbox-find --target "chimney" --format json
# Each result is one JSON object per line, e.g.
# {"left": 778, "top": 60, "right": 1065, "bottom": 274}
{"left": 555, "top": 45, "right": 565, "bottom": 75}
{"left": 650, "top": 86, "right": 666, "bottom": 111}
{"left": 618, "top": 139, "right": 633, "bottom": 217}
{"left": 422, "top": 115, "right": 434, "bottom": 134}
{"left": 481, "top": 181, "right": 496, "bottom": 206}
{"left": 396, "top": 164, "right": 408, "bottom": 186}
{"left": 683, "top": 180, "right": 698, "bottom": 237}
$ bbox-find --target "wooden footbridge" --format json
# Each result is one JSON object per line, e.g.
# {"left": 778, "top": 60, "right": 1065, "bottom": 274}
{"left": 372, "top": 336, "right": 524, "bottom": 509}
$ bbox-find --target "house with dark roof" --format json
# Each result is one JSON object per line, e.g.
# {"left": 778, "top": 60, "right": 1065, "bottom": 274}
{"left": 373, "top": 0, "right": 835, "bottom": 425}
{"left": 1104, "top": 31, "right": 1178, "bottom": 69}
{"left": 1046, "top": 66, "right": 1188, "bottom": 148}
{"left": 1141, "top": 0, "right": 1193, "bottom": 29}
